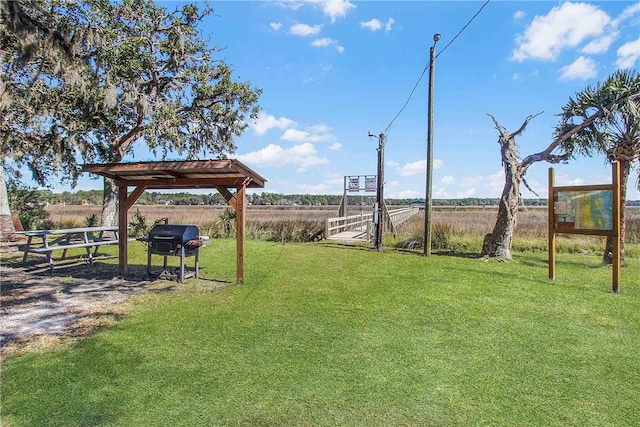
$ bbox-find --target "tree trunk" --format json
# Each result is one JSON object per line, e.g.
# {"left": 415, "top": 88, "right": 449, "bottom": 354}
{"left": 101, "top": 177, "right": 118, "bottom": 226}
{"left": 603, "top": 159, "right": 630, "bottom": 264}
{"left": 0, "top": 169, "right": 16, "bottom": 240}
{"left": 481, "top": 170, "right": 520, "bottom": 259}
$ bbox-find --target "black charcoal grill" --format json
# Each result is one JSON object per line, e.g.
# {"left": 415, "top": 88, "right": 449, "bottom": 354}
{"left": 143, "top": 223, "right": 203, "bottom": 282}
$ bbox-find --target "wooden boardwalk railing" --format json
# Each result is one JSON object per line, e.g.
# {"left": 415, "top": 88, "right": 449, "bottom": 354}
{"left": 326, "top": 207, "right": 420, "bottom": 241}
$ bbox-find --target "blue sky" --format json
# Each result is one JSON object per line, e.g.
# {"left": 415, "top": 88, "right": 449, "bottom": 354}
{"left": 46, "top": 1, "right": 640, "bottom": 199}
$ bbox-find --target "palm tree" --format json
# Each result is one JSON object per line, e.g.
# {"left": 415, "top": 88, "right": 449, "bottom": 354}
{"left": 557, "top": 70, "right": 640, "bottom": 263}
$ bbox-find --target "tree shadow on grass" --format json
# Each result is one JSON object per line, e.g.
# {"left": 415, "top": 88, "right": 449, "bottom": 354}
{"left": 0, "top": 254, "right": 231, "bottom": 354}
{"left": 394, "top": 247, "right": 484, "bottom": 259}
{"left": 318, "top": 241, "right": 377, "bottom": 252}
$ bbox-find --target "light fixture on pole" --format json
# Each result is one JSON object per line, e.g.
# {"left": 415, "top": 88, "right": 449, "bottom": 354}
{"left": 424, "top": 33, "right": 440, "bottom": 256}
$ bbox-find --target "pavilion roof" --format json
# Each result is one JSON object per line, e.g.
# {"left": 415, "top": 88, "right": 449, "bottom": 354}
{"left": 81, "top": 159, "right": 266, "bottom": 189}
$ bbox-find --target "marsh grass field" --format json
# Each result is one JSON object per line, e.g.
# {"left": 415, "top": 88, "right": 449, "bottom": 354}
{"left": 45, "top": 204, "right": 640, "bottom": 256}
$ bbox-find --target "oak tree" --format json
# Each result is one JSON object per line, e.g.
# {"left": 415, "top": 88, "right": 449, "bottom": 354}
{"left": 1, "top": 0, "right": 260, "bottom": 226}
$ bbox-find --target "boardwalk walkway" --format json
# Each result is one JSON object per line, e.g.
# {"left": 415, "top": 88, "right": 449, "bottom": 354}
{"left": 327, "top": 229, "right": 367, "bottom": 242}
{"left": 325, "top": 207, "right": 419, "bottom": 243}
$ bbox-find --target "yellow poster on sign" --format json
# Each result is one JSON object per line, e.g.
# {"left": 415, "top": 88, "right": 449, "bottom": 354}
{"left": 555, "top": 190, "right": 613, "bottom": 231}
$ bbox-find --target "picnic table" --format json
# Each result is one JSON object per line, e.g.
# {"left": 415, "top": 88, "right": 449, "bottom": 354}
{"left": 15, "top": 226, "right": 126, "bottom": 270}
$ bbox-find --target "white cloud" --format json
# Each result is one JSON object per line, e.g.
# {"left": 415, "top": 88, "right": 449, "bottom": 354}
{"left": 397, "top": 159, "right": 442, "bottom": 177}
{"left": 385, "top": 18, "right": 395, "bottom": 32}
{"left": 461, "top": 176, "right": 481, "bottom": 187}
{"left": 281, "top": 128, "right": 333, "bottom": 143}
{"left": 616, "top": 38, "right": 640, "bottom": 69}
{"left": 360, "top": 17, "right": 394, "bottom": 32}
{"left": 455, "top": 188, "right": 477, "bottom": 198}
{"left": 275, "top": 1, "right": 304, "bottom": 11}
{"left": 360, "top": 18, "right": 383, "bottom": 32}
{"left": 296, "top": 183, "right": 335, "bottom": 194}
{"left": 399, "top": 160, "right": 425, "bottom": 176}
{"left": 328, "top": 142, "right": 342, "bottom": 151}
{"left": 237, "top": 143, "right": 329, "bottom": 171}
{"left": 514, "top": 11, "right": 525, "bottom": 20}
{"left": 459, "top": 170, "right": 504, "bottom": 197}
{"left": 311, "top": 37, "right": 334, "bottom": 47}
{"left": 310, "top": 124, "right": 330, "bottom": 133}
{"left": 512, "top": 2, "right": 611, "bottom": 62}
{"left": 270, "top": 22, "right": 283, "bottom": 31}
{"left": 389, "top": 190, "right": 421, "bottom": 199}
{"left": 252, "top": 112, "right": 295, "bottom": 136}
{"left": 309, "top": 0, "right": 356, "bottom": 22}
{"left": 276, "top": 0, "right": 356, "bottom": 22}
{"left": 311, "top": 37, "right": 344, "bottom": 53}
{"left": 433, "top": 186, "right": 450, "bottom": 198}
{"left": 556, "top": 174, "right": 585, "bottom": 186}
{"left": 559, "top": 56, "right": 597, "bottom": 81}
{"left": 440, "top": 176, "right": 455, "bottom": 185}
{"left": 290, "top": 23, "right": 323, "bottom": 37}
{"left": 299, "top": 173, "right": 344, "bottom": 193}
{"left": 581, "top": 31, "right": 618, "bottom": 54}
{"left": 612, "top": 2, "right": 640, "bottom": 26}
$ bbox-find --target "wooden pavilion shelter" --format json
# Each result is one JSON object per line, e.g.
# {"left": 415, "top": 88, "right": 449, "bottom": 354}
{"left": 81, "top": 159, "right": 266, "bottom": 282}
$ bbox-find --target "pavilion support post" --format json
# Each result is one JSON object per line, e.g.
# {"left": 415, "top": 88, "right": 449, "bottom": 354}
{"left": 236, "top": 184, "right": 246, "bottom": 283}
{"left": 215, "top": 184, "right": 246, "bottom": 283}
{"left": 117, "top": 184, "right": 147, "bottom": 277}
{"left": 118, "top": 185, "right": 128, "bottom": 276}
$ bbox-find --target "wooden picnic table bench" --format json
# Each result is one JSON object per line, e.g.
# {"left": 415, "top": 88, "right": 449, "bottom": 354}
{"left": 14, "top": 226, "right": 131, "bottom": 270}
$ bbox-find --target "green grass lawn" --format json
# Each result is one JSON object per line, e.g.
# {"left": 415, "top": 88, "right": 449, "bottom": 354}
{"left": 2, "top": 240, "right": 639, "bottom": 426}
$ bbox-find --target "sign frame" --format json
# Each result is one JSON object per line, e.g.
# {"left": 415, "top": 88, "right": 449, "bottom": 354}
{"left": 548, "top": 162, "right": 621, "bottom": 292}
{"left": 345, "top": 175, "right": 377, "bottom": 193}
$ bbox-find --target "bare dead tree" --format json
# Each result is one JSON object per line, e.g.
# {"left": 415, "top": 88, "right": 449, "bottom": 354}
{"left": 482, "top": 106, "right": 613, "bottom": 259}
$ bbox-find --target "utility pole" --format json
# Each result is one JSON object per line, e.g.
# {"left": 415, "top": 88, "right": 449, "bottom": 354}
{"left": 370, "top": 132, "right": 386, "bottom": 251}
{"left": 424, "top": 33, "right": 440, "bottom": 256}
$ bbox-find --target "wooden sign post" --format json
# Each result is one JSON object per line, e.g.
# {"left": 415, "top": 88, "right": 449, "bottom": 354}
{"left": 548, "top": 162, "right": 621, "bottom": 292}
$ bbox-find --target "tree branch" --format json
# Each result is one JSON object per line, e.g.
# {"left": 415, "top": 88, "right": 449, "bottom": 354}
{"left": 486, "top": 113, "right": 506, "bottom": 136}
{"left": 520, "top": 91, "right": 640, "bottom": 172}
{"left": 510, "top": 111, "right": 543, "bottom": 138}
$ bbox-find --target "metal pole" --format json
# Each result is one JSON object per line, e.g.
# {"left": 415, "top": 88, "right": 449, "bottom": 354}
{"left": 376, "top": 133, "right": 386, "bottom": 251}
{"left": 424, "top": 34, "right": 439, "bottom": 256}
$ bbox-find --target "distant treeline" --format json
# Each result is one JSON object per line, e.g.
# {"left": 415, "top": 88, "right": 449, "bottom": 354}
{"left": 35, "top": 189, "right": 640, "bottom": 207}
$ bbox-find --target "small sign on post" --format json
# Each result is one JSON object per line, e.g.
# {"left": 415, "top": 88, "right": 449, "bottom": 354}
{"left": 346, "top": 175, "right": 377, "bottom": 193}
{"left": 365, "top": 176, "right": 377, "bottom": 192}
{"left": 348, "top": 177, "right": 361, "bottom": 192}
{"left": 548, "top": 162, "right": 621, "bottom": 292}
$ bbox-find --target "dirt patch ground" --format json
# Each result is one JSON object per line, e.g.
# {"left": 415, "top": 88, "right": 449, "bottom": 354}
{"left": 0, "top": 249, "right": 188, "bottom": 356}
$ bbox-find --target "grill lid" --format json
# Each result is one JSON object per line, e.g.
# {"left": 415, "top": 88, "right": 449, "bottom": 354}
{"left": 148, "top": 224, "right": 199, "bottom": 243}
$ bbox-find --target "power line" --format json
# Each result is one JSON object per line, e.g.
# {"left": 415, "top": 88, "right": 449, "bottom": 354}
{"left": 436, "top": 0, "right": 490, "bottom": 59}
{"left": 383, "top": 0, "right": 490, "bottom": 135}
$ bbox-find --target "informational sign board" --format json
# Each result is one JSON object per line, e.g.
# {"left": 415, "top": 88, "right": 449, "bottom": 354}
{"left": 348, "top": 177, "right": 360, "bottom": 192}
{"left": 365, "top": 176, "right": 377, "bottom": 192}
{"left": 346, "top": 175, "right": 377, "bottom": 193}
{"left": 554, "top": 190, "right": 613, "bottom": 231}
{"left": 548, "top": 163, "right": 621, "bottom": 292}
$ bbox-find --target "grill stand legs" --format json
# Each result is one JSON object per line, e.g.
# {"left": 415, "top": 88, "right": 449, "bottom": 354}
{"left": 147, "top": 247, "right": 199, "bottom": 283}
